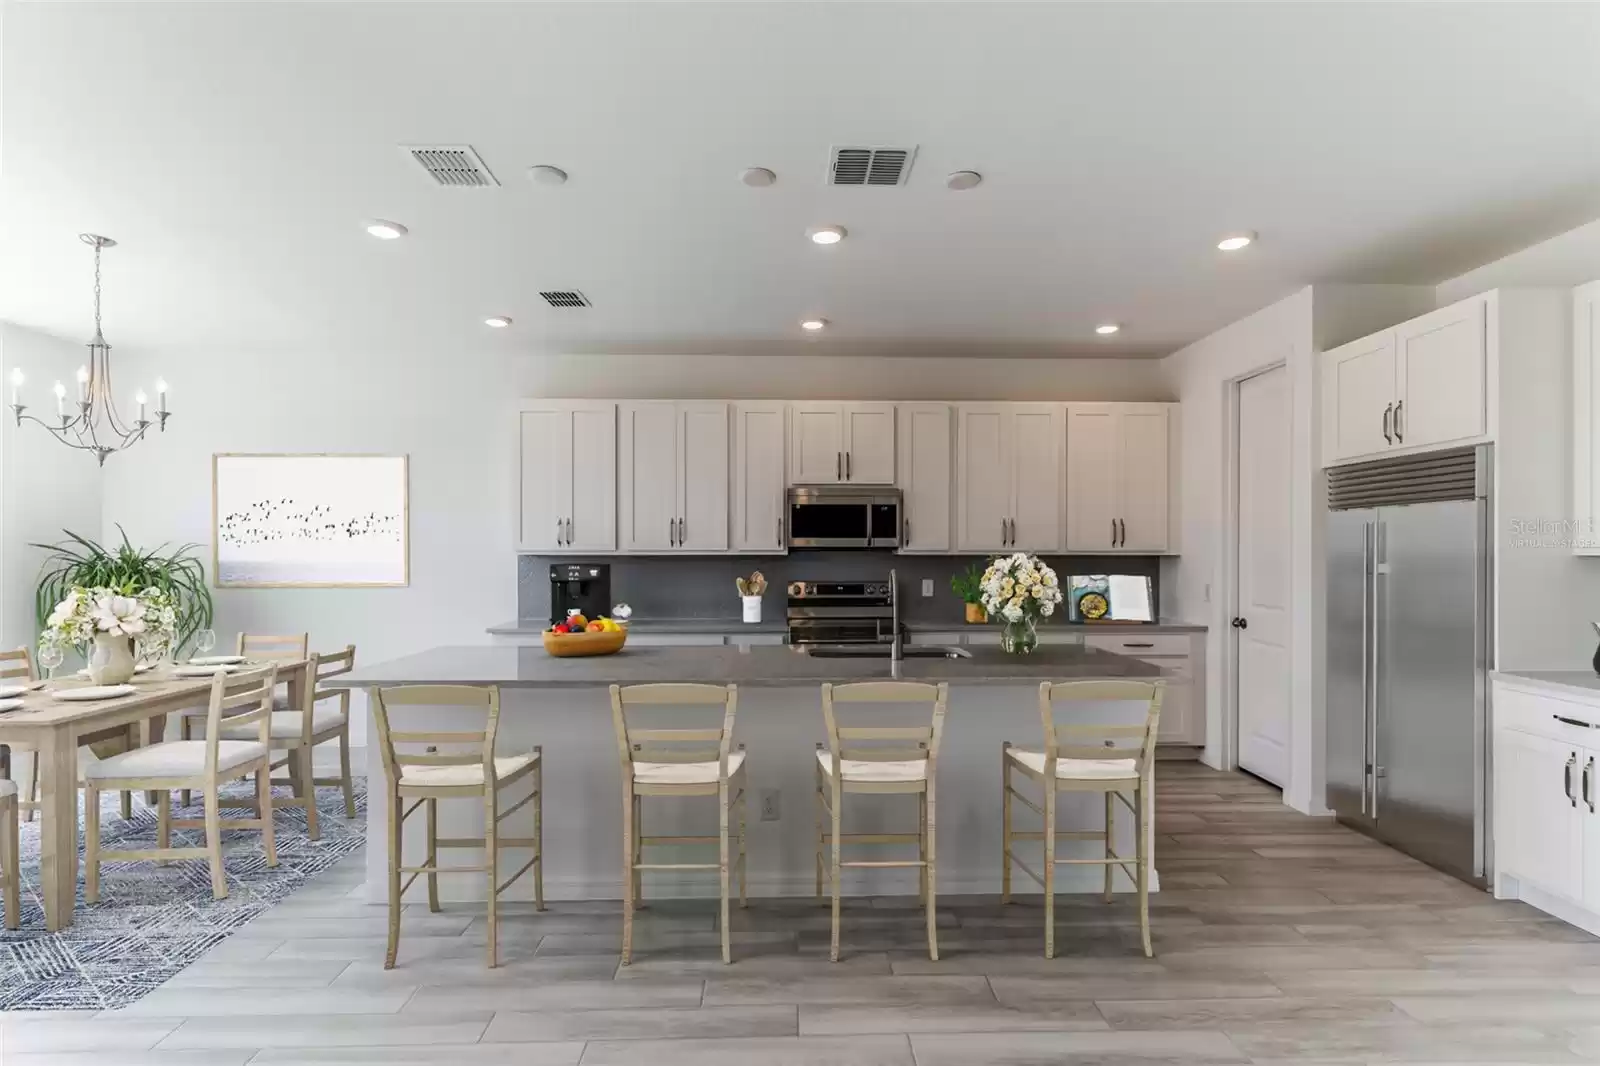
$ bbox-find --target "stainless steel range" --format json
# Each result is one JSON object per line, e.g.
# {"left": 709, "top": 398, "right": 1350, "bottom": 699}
{"left": 785, "top": 578, "right": 900, "bottom": 646}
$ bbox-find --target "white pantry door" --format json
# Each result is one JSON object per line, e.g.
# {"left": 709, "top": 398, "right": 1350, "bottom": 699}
{"left": 1236, "top": 366, "right": 1291, "bottom": 786}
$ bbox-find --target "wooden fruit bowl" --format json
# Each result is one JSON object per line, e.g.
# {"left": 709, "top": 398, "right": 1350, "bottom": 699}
{"left": 542, "top": 626, "right": 629, "bottom": 657}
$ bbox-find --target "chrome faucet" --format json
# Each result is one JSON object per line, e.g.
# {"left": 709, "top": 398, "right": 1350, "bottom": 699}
{"left": 890, "top": 568, "right": 902, "bottom": 662}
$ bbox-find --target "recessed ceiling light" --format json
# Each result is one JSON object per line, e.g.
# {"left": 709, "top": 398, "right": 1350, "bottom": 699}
{"left": 364, "top": 220, "right": 408, "bottom": 240}
{"left": 800, "top": 318, "right": 828, "bottom": 331}
{"left": 527, "top": 165, "right": 568, "bottom": 186}
{"left": 946, "top": 170, "right": 983, "bottom": 190}
{"left": 1095, "top": 323, "right": 1120, "bottom": 335}
{"left": 1217, "top": 232, "right": 1255, "bottom": 251}
{"left": 740, "top": 167, "right": 777, "bottom": 187}
{"left": 808, "top": 225, "right": 846, "bottom": 245}
{"left": 484, "top": 316, "right": 512, "bottom": 328}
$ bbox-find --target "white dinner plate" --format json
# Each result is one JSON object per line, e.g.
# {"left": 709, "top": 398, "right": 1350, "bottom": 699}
{"left": 74, "top": 664, "right": 153, "bottom": 679}
{"left": 189, "top": 655, "right": 246, "bottom": 665}
{"left": 53, "top": 684, "right": 137, "bottom": 702}
{"left": 173, "top": 663, "right": 239, "bottom": 677}
{"left": 0, "top": 684, "right": 29, "bottom": 699}
{"left": 0, "top": 698, "right": 23, "bottom": 712}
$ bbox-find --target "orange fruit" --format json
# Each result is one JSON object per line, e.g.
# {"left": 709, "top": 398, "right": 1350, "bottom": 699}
{"left": 586, "top": 621, "right": 605, "bottom": 632}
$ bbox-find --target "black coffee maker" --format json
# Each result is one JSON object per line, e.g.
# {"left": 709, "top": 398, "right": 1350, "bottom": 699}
{"left": 550, "top": 563, "right": 611, "bottom": 626}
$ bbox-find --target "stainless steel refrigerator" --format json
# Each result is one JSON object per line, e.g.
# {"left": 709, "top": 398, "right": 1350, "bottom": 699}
{"left": 1326, "top": 444, "right": 1492, "bottom": 886}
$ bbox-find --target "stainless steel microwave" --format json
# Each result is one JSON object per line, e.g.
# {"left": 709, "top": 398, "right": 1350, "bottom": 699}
{"left": 786, "top": 486, "right": 902, "bottom": 549}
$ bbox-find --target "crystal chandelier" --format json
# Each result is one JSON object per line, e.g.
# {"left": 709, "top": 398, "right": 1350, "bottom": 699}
{"left": 9, "top": 234, "right": 170, "bottom": 465}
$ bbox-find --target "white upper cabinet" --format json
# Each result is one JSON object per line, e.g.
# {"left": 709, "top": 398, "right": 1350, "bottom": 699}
{"left": 1576, "top": 282, "right": 1600, "bottom": 556}
{"left": 1065, "top": 403, "right": 1172, "bottom": 552}
{"left": 896, "top": 404, "right": 952, "bottom": 553}
{"left": 955, "top": 403, "right": 1063, "bottom": 553}
{"left": 1321, "top": 294, "right": 1489, "bottom": 467}
{"left": 519, "top": 401, "right": 617, "bottom": 553}
{"left": 789, "top": 402, "right": 895, "bottom": 484}
{"left": 732, "top": 402, "right": 787, "bottom": 553}
{"left": 1395, "top": 298, "right": 1487, "bottom": 451}
{"left": 1322, "top": 333, "right": 1398, "bottom": 465}
{"left": 619, "top": 401, "right": 729, "bottom": 553}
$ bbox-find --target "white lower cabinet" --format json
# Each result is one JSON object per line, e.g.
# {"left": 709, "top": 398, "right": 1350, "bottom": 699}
{"left": 1491, "top": 679, "right": 1600, "bottom": 934}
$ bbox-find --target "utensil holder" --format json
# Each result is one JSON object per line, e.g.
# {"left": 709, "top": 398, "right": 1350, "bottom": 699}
{"left": 742, "top": 596, "right": 763, "bottom": 624}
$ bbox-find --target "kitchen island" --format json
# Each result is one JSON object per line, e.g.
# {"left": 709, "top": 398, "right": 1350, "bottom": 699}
{"left": 333, "top": 643, "right": 1170, "bottom": 903}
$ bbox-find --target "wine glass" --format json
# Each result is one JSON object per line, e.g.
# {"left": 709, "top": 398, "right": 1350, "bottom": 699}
{"left": 195, "top": 629, "right": 217, "bottom": 661}
{"left": 37, "top": 643, "right": 63, "bottom": 681}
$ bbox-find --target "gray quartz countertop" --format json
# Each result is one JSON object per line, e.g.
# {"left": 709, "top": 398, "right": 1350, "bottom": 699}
{"left": 486, "top": 618, "right": 1206, "bottom": 636}
{"left": 1494, "top": 670, "right": 1600, "bottom": 697}
{"left": 332, "top": 643, "right": 1166, "bottom": 689}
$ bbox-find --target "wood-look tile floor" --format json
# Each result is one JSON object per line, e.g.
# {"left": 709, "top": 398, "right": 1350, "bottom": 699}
{"left": 4, "top": 763, "right": 1599, "bottom": 1064}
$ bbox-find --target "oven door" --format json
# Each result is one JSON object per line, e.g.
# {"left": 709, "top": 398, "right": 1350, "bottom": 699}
{"left": 787, "top": 619, "right": 892, "bottom": 645}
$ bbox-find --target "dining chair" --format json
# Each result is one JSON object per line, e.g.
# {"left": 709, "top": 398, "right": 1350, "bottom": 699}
{"left": 180, "top": 631, "right": 309, "bottom": 807}
{"left": 216, "top": 645, "right": 358, "bottom": 840}
{"left": 0, "top": 648, "right": 39, "bottom": 822}
{"left": 83, "top": 664, "right": 280, "bottom": 902}
{"left": 817, "top": 681, "right": 948, "bottom": 962}
{"left": 371, "top": 684, "right": 543, "bottom": 969}
{"left": 0, "top": 778, "right": 18, "bottom": 929}
{"left": 1001, "top": 679, "right": 1165, "bottom": 958}
{"left": 610, "top": 683, "right": 745, "bottom": 965}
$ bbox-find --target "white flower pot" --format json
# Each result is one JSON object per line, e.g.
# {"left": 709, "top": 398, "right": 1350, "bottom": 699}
{"left": 742, "top": 596, "right": 763, "bottom": 624}
{"left": 89, "top": 633, "right": 136, "bottom": 685}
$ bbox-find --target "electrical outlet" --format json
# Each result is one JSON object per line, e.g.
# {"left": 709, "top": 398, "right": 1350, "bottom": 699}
{"left": 760, "top": 789, "right": 781, "bottom": 822}
{"left": 921, "top": 579, "right": 934, "bottom": 598}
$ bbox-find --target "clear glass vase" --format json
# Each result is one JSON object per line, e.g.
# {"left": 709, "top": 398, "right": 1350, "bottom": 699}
{"left": 1001, "top": 615, "right": 1039, "bottom": 654}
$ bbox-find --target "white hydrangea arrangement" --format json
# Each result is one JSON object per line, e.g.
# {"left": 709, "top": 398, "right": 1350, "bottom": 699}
{"left": 979, "top": 552, "right": 1063, "bottom": 623}
{"left": 41, "top": 586, "right": 178, "bottom": 656}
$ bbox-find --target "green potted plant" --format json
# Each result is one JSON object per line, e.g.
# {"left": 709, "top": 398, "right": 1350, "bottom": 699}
{"left": 33, "top": 527, "right": 214, "bottom": 655}
{"left": 951, "top": 564, "right": 988, "bottom": 624}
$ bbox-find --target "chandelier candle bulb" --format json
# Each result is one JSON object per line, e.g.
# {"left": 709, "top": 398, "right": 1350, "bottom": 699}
{"left": 135, "top": 390, "right": 147, "bottom": 422}
{"left": 75, "top": 366, "right": 88, "bottom": 403}
{"left": 9, "top": 368, "right": 21, "bottom": 406}
{"left": 53, "top": 381, "right": 65, "bottom": 418}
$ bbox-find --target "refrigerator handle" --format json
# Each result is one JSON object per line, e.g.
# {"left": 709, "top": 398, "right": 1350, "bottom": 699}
{"left": 1360, "top": 519, "right": 1373, "bottom": 816}
{"left": 1369, "top": 519, "right": 1383, "bottom": 820}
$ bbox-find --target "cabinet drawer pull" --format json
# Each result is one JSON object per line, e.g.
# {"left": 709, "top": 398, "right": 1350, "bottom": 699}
{"left": 1553, "top": 714, "right": 1595, "bottom": 729}
{"left": 1122, "top": 642, "right": 1155, "bottom": 648}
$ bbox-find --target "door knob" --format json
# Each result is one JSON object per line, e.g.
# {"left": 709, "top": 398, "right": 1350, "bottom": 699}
{"left": 1231, "top": 617, "right": 1249, "bottom": 629}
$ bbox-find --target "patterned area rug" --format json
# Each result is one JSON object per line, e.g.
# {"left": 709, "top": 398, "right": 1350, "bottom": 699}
{"left": 0, "top": 780, "right": 366, "bottom": 1010}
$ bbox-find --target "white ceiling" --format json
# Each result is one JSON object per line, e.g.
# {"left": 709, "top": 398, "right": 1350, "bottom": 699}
{"left": 3, "top": 2, "right": 1599, "bottom": 359}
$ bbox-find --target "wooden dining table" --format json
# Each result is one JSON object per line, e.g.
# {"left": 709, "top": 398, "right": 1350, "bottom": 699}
{"left": 0, "top": 659, "right": 308, "bottom": 930}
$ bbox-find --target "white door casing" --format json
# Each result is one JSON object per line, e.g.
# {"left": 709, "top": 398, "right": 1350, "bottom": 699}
{"left": 1236, "top": 366, "right": 1291, "bottom": 786}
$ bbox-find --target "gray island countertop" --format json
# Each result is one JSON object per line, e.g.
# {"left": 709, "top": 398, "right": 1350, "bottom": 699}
{"left": 486, "top": 618, "right": 1206, "bottom": 637}
{"left": 332, "top": 643, "right": 1166, "bottom": 689}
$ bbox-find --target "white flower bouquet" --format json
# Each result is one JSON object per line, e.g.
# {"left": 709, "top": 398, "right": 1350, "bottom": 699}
{"left": 979, "top": 553, "right": 1063, "bottom": 653}
{"left": 42, "top": 586, "right": 179, "bottom": 660}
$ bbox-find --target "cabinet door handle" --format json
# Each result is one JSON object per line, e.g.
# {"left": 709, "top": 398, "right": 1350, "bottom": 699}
{"left": 1111, "top": 519, "right": 1117, "bottom": 546}
{"left": 669, "top": 517, "right": 676, "bottom": 547}
{"left": 1586, "top": 756, "right": 1595, "bottom": 814}
{"left": 1382, "top": 403, "right": 1394, "bottom": 444}
{"left": 1119, "top": 518, "right": 1126, "bottom": 547}
{"left": 1009, "top": 518, "right": 1016, "bottom": 546}
{"left": 679, "top": 517, "right": 685, "bottom": 544}
{"left": 778, "top": 516, "right": 784, "bottom": 546}
{"left": 1394, "top": 400, "right": 1404, "bottom": 443}
{"left": 1554, "top": 714, "right": 1596, "bottom": 729}
{"left": 566, "top": 517, "right": 574, "bottom": 544}
{"left": 1002, "top": 518, "right": 1009, "bottom": 546}
{"left": 846, "top": 452, "right": 852, "bottom": 480}
{"left": 836, "top": 452, "right": 842, "bottom": 481}
{"left": 904, "top": 517, "right": 910, "bottom": 546}
{"left": 1566, "top": 753, "right": 1578, "bottom": 808}
{"left": 557, "top": 518, "right": 565, "bottom": 546}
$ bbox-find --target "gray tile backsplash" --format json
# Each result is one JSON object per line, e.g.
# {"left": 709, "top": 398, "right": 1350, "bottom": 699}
{"left": 518, "top": 552, "right": 1160, "bottom": 626}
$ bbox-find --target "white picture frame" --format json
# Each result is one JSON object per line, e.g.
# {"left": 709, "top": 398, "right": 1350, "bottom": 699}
{"left": 212, "top": 453, "right": 410, "bottom": 588}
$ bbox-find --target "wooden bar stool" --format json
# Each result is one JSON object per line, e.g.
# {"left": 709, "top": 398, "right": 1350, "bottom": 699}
{"left": 371, "top": 684, "right": 543, "bottom": 970}
{"left": 610, "top": 683, "right": 746, "bottom": 965}
{"left": 84, "top": 665, "right": 280, "bottom": 902}
{"left": 1002, "top": 679, "right": 1165, "bottom": 958}
{"left": 217, "top": 646, "right": 359, "bottom": 840}
{"left": 817, "top": 681, "right": 948, "bottom": 962}
{"left": 0, "top": 778, "right": 18, "bottom": 929}
{"left": 0, "top": 648, "right": 40, "bottom": 823}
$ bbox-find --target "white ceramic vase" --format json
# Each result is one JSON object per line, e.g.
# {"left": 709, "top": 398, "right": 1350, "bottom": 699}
{"left": 88, "top": 633, "right": 136, "bottom": 685}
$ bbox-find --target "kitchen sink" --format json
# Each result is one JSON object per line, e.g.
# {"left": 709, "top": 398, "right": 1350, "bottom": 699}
{"left": 802, "top": 644, "right": 972, "bottom": 659}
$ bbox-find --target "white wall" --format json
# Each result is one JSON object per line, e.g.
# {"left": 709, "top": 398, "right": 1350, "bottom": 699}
{"left": 0, "top": 324, "right": 103, "bottom": 654}
{"left": 1157, "top": 284, "right": 1433, "bottom": 814}
{"left": 1437, "top": 218, "right": 1600, "bottom": 304}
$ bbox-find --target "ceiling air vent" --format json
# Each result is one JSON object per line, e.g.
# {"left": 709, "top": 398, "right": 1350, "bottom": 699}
{"left": 828, "top": 145, "right": 916, "bottom": 186}
{"left": 540, "top": 290, "right": 591, "bottom": 308}
{"left": 403, "top": 145, "right": 500, "bottom": 187}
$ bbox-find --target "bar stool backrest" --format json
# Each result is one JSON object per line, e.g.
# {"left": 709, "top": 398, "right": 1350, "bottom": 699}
{"left": 0, "top": 648, "right": 35, "bottom": 682}
{"left": 609, "top": 683, "right": 739, "bottom": 781}
{"left": 1037, "top": 680, "right": 1165, "bottom": 776}
{"left": 371, "top": 685, "right": 503, "bottom": 789}
{"left": 237, "top": 632, "right": 309, "bottom": 662}
{"left": 820, "top": 681, "right": 949, "bottom": 777}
